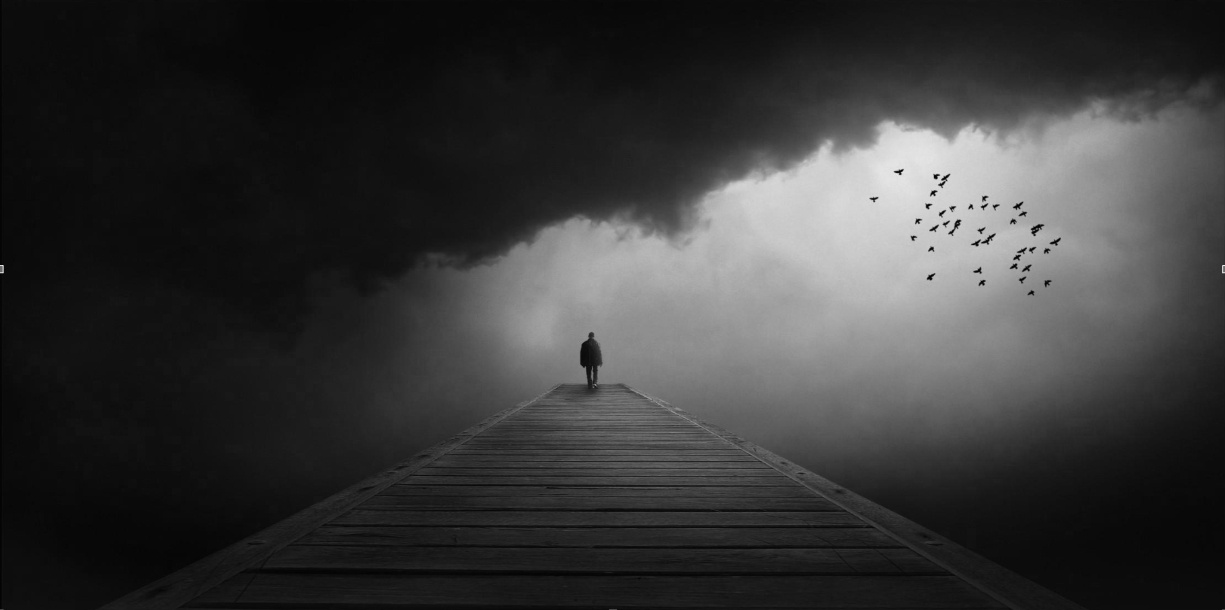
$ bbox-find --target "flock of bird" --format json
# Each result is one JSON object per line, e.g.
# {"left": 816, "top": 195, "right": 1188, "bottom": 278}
{"left": 874, "top": 168, "right": 1061, "bottom": 296}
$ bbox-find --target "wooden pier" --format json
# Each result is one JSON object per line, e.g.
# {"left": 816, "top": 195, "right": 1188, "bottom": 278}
{"left": 105, "top": 383, "right": 1084, "bottom": 609}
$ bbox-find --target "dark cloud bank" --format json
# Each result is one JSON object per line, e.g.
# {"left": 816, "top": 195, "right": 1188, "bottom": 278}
{"left": 2, "top": 2, "right": 1222, "bottom": 609}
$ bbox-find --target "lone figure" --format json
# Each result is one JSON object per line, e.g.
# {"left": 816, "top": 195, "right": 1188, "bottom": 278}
{"left": 580, "top": 332, "right": 603, "bottom": 389}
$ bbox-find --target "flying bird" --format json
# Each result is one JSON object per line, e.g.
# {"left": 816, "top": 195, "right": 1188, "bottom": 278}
{"left": 1010, "top": 218, "right": 1017, "bottom": 225}
{"left": 870, "top": 196, "right": 878, "bottom": 202}
{"left": 982, "top": 196, "right": 989, "bottom": 202}
{"left": 930, "top": 190, "right": 938, "bottom": 197}
{"left": 950, "top": 206, "right": 957, "bottom": 212}
{"left": 916, "top": 218, "right": 923, "bottom": 224}
{"left": 939, "top": 180, "right": 947, "bottom": 188}
{"left": 1017, "top": 248, "right": 1027, "bottom": 254}
{"left": 1043, "top": 248, "right": 1051, "bottom": 254}
{"left": 1019, "top": 276, "right": 1027, "bottom": 283}
{"left": 942, "top": 220, "right": 950, "bottom": 226}
{"left": 971, "top": 239, "right": 981, "bottom": 246}
{"left": 1050, "top": 237, "right": 1062, "bottom": 245}
{"left": 927, "top": 273, "right": 936, "bottom": 280}
{"left": 1010, "top": 263, "right": 1019, "bottom": 270}
{"left": 948, "top": 228, "right": 956, "bottom": 235}
{"left": 894, "top": 169, "right": 904, "bottom": 175}
{"left": 928, "top": 246, "right": 935, "bottom": 252}
{"left": 1044, "top": 280, "right": 1051, "bottom": 287}
{"left": 939, "top": 210, "right": 947, "bottom": 217}
{"left": 1028, "top": 247, "right": 1036, "bottom": 253}
{"left": 910, "top": 235, "right": 917, "bottom": 241}
{"left": 992, "top": 204, "right": 999, "bottom": 210}
{"left": 980, "top": 203, "right": 989, "bottom": 209}
{"left": 1019, "top": 211, "right": 1028, "bottom": 217}
{"left": 978, "top": 227, "right": 986, "bottom": 233}
{"left": 941, "top": 173, "right": 950, "bottom": 181}
{"left": 925, "top": 203, "right": 933, "bottom": 209}
{"left": 1027, "top": 290, "right": 1035, "bottom": 296}
{"left": 930, "top": 225, "right": 939, "bottom": 232}
{"left": 933, "top": 173, "right": 940, "bottom": 179}
{"left": 973, "top": 267, "right": 983, "bottom": 274}
{"left": 1022, "top": 264, "right": 1032, "bottom": 272}
{"left": 954, "top": 219, "right": 962, "bottom": 227}
{"left": 979, "top": 280, "right": 986, "bottom": 286}
{"left": 1013, "top": 254, "right": 1022, "bottom": 261}
{"left": 1013, "top": 201, "right": 1024, "bottom": 210}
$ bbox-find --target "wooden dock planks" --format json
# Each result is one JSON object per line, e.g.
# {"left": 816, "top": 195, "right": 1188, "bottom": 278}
{"left": 107, "top": 383, "right": 1085, "bottom": 609}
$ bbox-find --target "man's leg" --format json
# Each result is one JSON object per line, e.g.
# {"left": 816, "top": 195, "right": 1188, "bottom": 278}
{"left": 592, "top": 366, "right": 598, "bottom": 388}
{"left": 585, "top": 366, "right": 594, "bottom": 388}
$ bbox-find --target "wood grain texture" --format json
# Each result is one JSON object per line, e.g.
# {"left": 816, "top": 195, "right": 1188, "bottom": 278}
{"left": 107, "top": 382, "right": 1076, "bottom": 609}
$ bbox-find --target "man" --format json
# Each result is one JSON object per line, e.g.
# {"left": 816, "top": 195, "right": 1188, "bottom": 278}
{"left": 580, "top": 331, "right": 603, "bottom": 389}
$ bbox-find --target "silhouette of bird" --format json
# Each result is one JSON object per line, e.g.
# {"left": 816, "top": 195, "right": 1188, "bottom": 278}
{"left": 971, "top": 239, "right": 981, "bottom": 246}
{"left": 1031, "top": 223, "right": 1045, "bottom": 233}
{"left": 982, "top": 195, "right": 989, "bottom": 202}
{"left": 927, "top": 273, "right": 936, "bottom": 280}
{"left": 928, "top": 246, "right": 935, "bottom": 252}
{"left": 939, "top": 210, "right": 946, "bottom": 217}
{"left": 1013, "top": 254, "right": 1022, "bottom": 261}
{"left": 925, "top": 203, "right": 932, "bottom": 209}
{"left": 1017, "top": 248, "right": 1027, "bottom": 254}
{"left": 973, "top": 267, "right": 983, "bottom": 274}
{"left": 916, "top": 218, "right": 923, "bottom": 224}
{"left": 992, "top": 204, "right": 999, "bottom": 210}
{"left": 1043, "top": 248, "right": 1051, "bottom": 254}
{"left": 1022, "top": 264, "right": 1031, "bottom": 272}
{"left": 894, "top": 169, "right": 904, "bottom": 175}
{"left": 978, "top": 227, "right": 986, "bottom": 233}
{"left": 1028, "top": 247, "right": 1036, "bottom": 253}
{"left": 954, "top": 219, "right": 962, "bottom": 228}
{"left": 979, "top": 280, "right": 987, "bottom": 286}
{"left": 950, "top": 206, "right": 957, "bottom": 212}
{"left": 941, "top": 173, "right": 950, "bottom": 181}
{"left": 1010, "top": 263, "right": 1019, "bottom": 270}
{"left": 930, "top": 190, "right": 938, "bottom": 197}
{"left": 930, "top": 225, "right": 939, "bottom": 232}
{"left": 1013, "top": 201, "right": 1024, "bottom": 210}
{"left": 1019, "top": 211, "right": 1028, "bottom": 217}
{"left": 1044, "top": 280, "right": 1051, "bottom": 287}
{"left": 1019, "top": 276, "right": 1027, "bottom": 283}
{"left": 911, "top": 235, "right": 917, "bottom": 241}
{"left": 1027, "top": 290, "right": 1035, "bottom": 296}
{"left": 1010, "top": 218, "right": 1017, "bottom": 225}
{"left": 1050, "top": 237, "right": 1062, "bottom": 245}
{"left": 942, "top": 220, "right": 950, "bottom": 227}
{"left": 939, "top": 180, "right": 947, "bottom": 188}
{"left": 870, "top": 196, "right": 878, "bottom": 202}
{"left": 985, "top": 233, "right": 996, "bottom": 243}
{"left": 933, "top": 173, "right": 940, "bottom": 179}
{"left": 948, "top": 228, "right": 956, "bottom": 236}
{"left": 980, "top": 203, "right": 988, "bottom": 209}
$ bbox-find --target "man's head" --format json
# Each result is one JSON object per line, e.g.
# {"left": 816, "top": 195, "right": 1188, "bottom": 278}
{"left": 588, "top": 332, "right": 595, "bottom": 338}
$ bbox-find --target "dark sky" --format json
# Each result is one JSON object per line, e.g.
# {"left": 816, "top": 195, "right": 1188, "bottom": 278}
{"left": 2, "top": 2, "right": 1223, "bottom": 609}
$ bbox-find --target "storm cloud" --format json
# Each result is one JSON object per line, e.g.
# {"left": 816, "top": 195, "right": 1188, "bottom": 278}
{"left": 4, "top": 2, "right": 1221, "bottom": 328}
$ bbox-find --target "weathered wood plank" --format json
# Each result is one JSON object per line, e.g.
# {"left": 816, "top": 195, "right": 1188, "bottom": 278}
{"left": 331, "top": 510, "right": 867, "bottom": 527}
{"left": 442, "top": 451, "right": 759, "bottom": 460}
{"left": 384, "top": 485, "right": 816, "bottom": 497}
{"left": 414, "top": 467, "right": 778, "bottom": 476}
{"left": 261, "top": 545, "right": 944, "bottom": 574}
{"left": 359, "top": 495, "right": 838, "bottom": 511}
{"left": 401, "top": 475, "right": 795, "bottom": 486}
{"left": 187, "top": 574, "right": 1004, "bottom": 608}
{"left": 427, "top": 459, "right": 772, "bottom": 468}
{"left": 297, "top": 526, "right": 903, "bottom": 548}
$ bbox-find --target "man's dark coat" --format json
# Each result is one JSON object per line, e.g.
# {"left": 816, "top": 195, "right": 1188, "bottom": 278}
{"left": 580, "top": 338, "right": 603, "bottom": 368}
